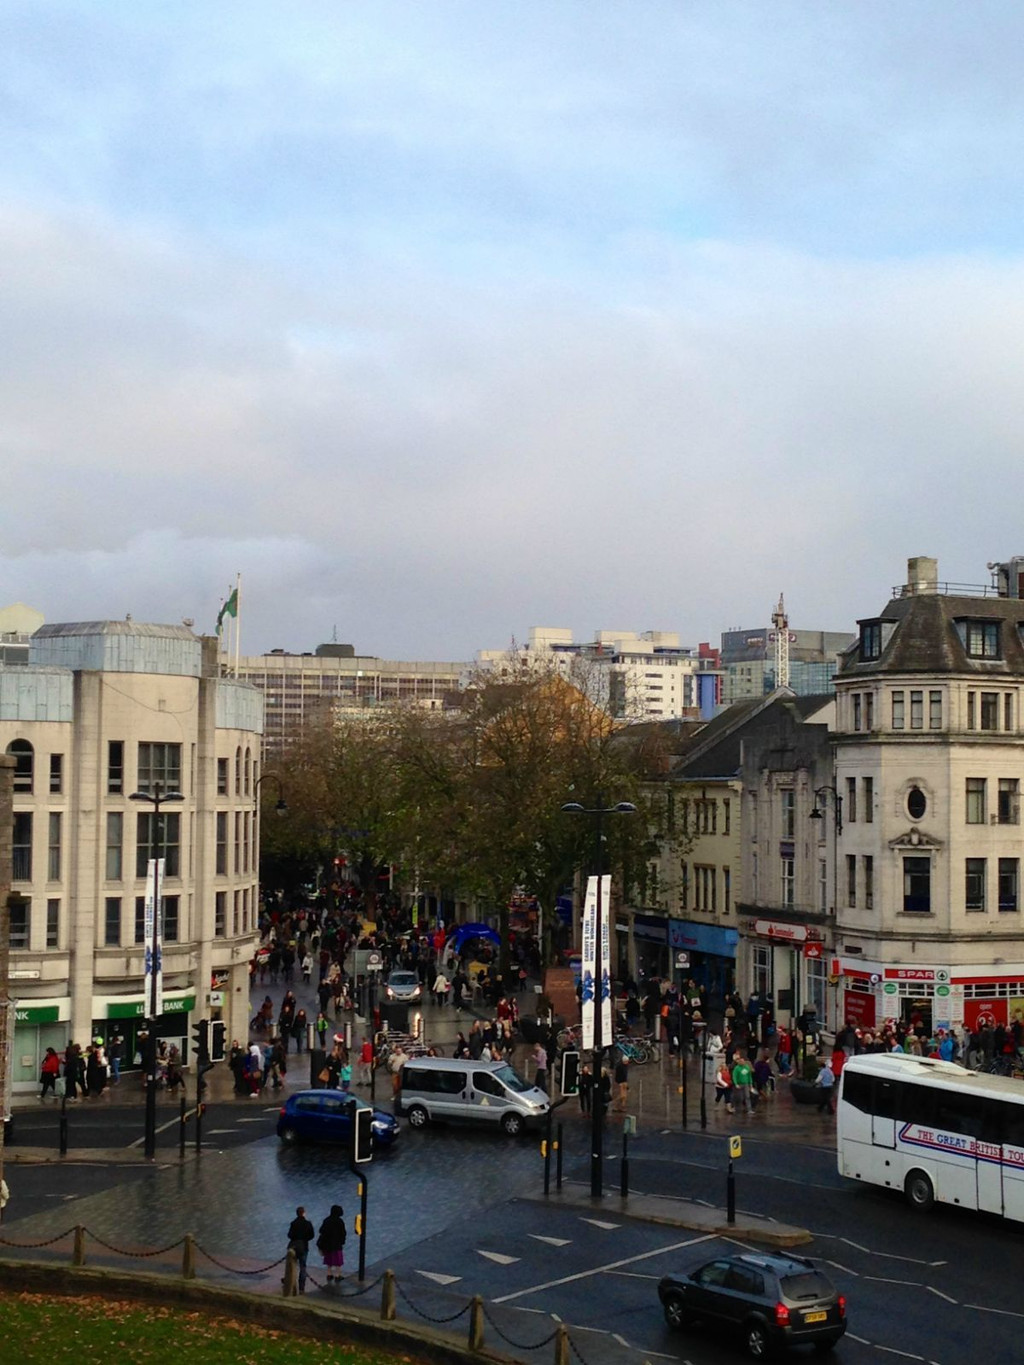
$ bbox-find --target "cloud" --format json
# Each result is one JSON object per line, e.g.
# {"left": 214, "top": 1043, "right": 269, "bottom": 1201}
{"left": 4, "top": 4, "right": 1024, "bottom": 657}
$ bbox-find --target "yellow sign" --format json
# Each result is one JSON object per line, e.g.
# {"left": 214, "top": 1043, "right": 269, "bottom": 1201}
{"left": 729, "top": 1135, "right": 742, "bottom": 1160}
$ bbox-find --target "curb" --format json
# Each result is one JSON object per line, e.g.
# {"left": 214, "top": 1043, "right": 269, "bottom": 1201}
{"left": 526, "top": 1188, "right": 812, "bottom": 1249}
{"left": 0, "top": 1259, "right": 514, "bottom": 1365}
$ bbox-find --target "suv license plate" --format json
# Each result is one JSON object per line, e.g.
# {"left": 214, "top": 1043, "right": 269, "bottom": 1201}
{"left": 804, "top": 1311, "right": 827, "bottom": 1323}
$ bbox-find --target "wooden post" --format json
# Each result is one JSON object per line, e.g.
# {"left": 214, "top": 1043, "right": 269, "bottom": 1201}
{"left": 380, "top": 1269, "right": 397, "bottom": 1321}
{"left": 182, "top": 1233, "right": 196, "bottom": 1280}
{"left": 282, "top": 1247, "right": 298, "bottom": 1296}
{"left": 72, "top": 1225, "right": 86, "bottom": 1267}
{"left": 468, "top": 1294, "right": 485, "bottom": 1352}
{"left": 553, "top": 1324, "right": 570, "bottom": 1365}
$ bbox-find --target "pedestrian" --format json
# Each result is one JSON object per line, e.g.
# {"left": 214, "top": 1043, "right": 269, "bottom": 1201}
{"left": 286, "top": 1205, "right": 315, "bottom": 1294}
{"left": 532, "top": 1041, "right": 548, "bottom": 1093}
{"left": 578, "top": 1062, "right": 592, "bottom": 1113}
{"left": 108, "top": 1033, "right": 124, "bottom": 1084}
{"left": 315, "top": 1011, "right": 329, "bottom": 1050}
{"left": 357, "top": 1036, "right": 373, "bottom": 1085}
{"left": 815, "top": 1056, "right": 836, "bottom": 1114}
{"left": 433, "top": 967, "right": 448, "bottom": 1008}
{"left": 316, "top": 1204, "right": 347, "bottom": 1284}
{"left": 731, "top": 1053, "right": 755, "bottom": 1114}
{"left": 39, "top": 1047, "right": 61, "bottom": 1100}
{"left": 614, "top": 1054, "right": 629, "bottom": 1112}
{"left": 715, "top": 1059, "right": 734, "bottom": 1111}
{"left": 292, "top": 1009, "right": 308, "bottom": 1054}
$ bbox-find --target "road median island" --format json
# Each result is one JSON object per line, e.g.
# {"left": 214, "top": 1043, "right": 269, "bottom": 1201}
{"left": 0, "top": 1258, "right": 518, "bottom": 1365}
{"left": 531, "top": 1184, "right": 812, "bottom": 1247}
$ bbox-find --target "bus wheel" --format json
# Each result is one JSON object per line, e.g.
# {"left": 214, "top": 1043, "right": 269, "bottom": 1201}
{"left": 905, "top": 1170, "right": 934, "bottom": 1211}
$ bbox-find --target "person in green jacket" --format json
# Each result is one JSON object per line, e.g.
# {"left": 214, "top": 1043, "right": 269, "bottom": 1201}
{"left": 731, "top": 1054, "right": 754, "bottom": 1113}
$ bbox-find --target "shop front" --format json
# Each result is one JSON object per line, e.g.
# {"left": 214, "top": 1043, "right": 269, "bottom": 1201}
{"left": 668, "top": 920, "right": 738, "bottom": 1006}
{"left": 746, "top": 919, "right": 828, "bottom": 1029}
{"left": 10, "top": 997, "right": 70, "bottom": 1094}
{"left": 92, "top": 990, "right": 197, "bottom": 1071}
{"left": 632, "top": 913, "right": 670, "bottom": 983}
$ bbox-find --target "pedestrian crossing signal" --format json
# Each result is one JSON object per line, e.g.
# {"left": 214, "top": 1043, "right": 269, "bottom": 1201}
{"left": 352, "top": 1104, "right": 373, "bottom": 1164}
{"left": 729, "top": 1135, "right": 742, "bottom": 1160}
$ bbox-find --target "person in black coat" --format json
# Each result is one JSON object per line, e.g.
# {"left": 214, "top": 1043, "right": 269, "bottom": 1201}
{"left": 317, "top": 1204, "right": 348, "bottom": 1283}
{"left": 286, "top": 1206, "right": 315, "bottom": 1294}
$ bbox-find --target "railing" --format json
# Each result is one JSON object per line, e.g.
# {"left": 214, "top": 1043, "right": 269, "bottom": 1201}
{"left": 0, "top": 1225, "right": 593, "bottom": 1365}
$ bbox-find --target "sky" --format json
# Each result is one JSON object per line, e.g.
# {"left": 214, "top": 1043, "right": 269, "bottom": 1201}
{"left": 5, "top": 2, "right": 1024, "bottom": 660}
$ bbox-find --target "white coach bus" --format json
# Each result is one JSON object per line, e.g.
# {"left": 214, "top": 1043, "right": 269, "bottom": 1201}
{"left": 837, "top": 1053, "right": 1024, "bottom": 1219}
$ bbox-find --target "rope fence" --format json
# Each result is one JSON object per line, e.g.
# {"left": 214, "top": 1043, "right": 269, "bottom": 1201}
{"left": 0, "top": 1226, "right": 579, "bottom": 1362}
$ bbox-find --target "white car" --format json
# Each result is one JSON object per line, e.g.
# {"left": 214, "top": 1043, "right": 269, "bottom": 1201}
{"left": 386, "top": 970, "right": 423, "bottom": 1001}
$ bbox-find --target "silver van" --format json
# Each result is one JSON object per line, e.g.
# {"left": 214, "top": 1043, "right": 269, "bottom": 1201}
{"left": 396, "top": 1057, "right": 549, "bottom": 1136}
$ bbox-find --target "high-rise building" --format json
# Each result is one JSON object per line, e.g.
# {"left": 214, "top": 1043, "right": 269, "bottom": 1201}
{"left": 2, "top": 620, "right": 262, "bottom": 1090}
{"left": 720, "top": 623, "right": 854, "bottom": 704}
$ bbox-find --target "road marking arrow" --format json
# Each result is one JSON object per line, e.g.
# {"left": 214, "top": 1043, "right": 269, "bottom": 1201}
{"left": 529, "top": 1235, "right": 571, "bottom": 1247}
{"left": 580, "top": 1218, "right": 620, "bottom": 1230}
{"left": 478, "top": 1250, "right": 520, "bottom": 1265}
{"left": 416, "top": 1271, "right": 462, "bottom": 1286}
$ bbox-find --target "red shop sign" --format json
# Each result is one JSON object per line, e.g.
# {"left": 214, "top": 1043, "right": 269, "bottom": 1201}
{"left": 803, "top": 943, "right": 824, "bottom": 959}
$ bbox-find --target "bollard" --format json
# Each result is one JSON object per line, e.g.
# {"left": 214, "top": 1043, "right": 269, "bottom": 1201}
{"left": 556, "top": 1121, "right": 564, "bottom": 1191}
{"left": 380, "top": 1269, "right": 397, "bottom": 1321}
{"left": 468, "top": 1294, "right": 485, "bottom": 1352}
{"left": 195, "top": 1101, "right": 204, "bottom": 1154}
{"left": 179, "top": 1093, "right": 187, "bottom": 1159}
{"left": 543, "top": 1108, "right": 553, "bottom": 1196}
{"left": 282, "top": 1247, "right": 299, "bottom": 1297}
{"left": 72, "top": 1225, "right": 86, "bottom": 1267}
{"left": 182, "top": 1233, "right": 196, "bottom": 1280}
{"left": 553, "top": 1323, "right": 570, "bottom": 1365}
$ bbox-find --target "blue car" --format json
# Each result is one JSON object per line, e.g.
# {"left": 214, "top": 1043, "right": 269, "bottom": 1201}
{"left": 277, "top": 1090, "right": 399, "bottom": 1149}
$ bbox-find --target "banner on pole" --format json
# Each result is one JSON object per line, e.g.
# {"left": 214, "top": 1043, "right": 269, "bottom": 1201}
{"left": 581, "top": 876, "right": 597, "bottom": 1051}
{"left": 144, "top": 859, "right": 165, "bottom": 1019}
{"left": 598, "top": 874, "right": 612, "bottom": 1040}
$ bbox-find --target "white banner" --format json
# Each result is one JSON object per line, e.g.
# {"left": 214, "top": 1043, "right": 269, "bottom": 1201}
{"left": 143, "top": 859, "right": 165, "bottom": 1019}
{"left": 581, "top": 876, "right": 598, "bottom": 1051}
{"left": 598, "top": 874, "right": 612, "bottom": 1042}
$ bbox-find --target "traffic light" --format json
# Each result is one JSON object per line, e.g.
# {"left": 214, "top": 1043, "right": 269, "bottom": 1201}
{"left": 352, "top": 1103, "right": 373, "bottom": 1164}
{"left": 210, "top": 1020, "right": 226, "bottom": 1063}
{"left": 561, "top": 1049, "right": 580, "bottom": 1097}
{"left": 191, "top": 1018, "right": 210, "bottom": 1065}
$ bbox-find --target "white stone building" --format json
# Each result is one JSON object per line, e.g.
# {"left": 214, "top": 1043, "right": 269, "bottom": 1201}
{"left": 832, "top": 555, "right": 1024, "bottom": 1037}
{"left": 3, "top": 621, "right": 262, "bottom": 1089}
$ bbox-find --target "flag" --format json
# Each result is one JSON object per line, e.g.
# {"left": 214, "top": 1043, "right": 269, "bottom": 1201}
{"left": 216, "top": 587, "right": 238, "bottom": 634}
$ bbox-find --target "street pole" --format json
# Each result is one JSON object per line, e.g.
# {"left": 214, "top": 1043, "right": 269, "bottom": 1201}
{"left": 130, "top": 781, "right": 183, "bottom": 1160}
{"left": 699, "top": 1022, "right": 708, "bottom": 1130}
{"left": 592, "top": 809, "right": 604, "bottom": 1198}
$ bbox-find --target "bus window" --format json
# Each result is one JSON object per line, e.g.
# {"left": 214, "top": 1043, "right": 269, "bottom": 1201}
{"left": 1001, "top": 1104, "right": 1024, "bottom": 1149}
{"left": 841, "top": 1070, "right": 872, "bottom": 1114}
{"left": 874, "top": 1078, "right": 899, "bottom": 1121}
{"left": 900, "top": 1082, "right": 937, "bottom": 1128}
{"left": 934, "top": 1091, "right": 985, "bottom": 1139}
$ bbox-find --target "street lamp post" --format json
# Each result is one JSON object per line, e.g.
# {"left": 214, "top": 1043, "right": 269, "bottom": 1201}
{"left": 807, "top": 786, "right": 842, "bottom": 1061}
{"left": 561, "top": 800, "right": 637, "bottom": 1199}
{"left": 696, "top": 1018, "right": 709, "bottom": 1129}
{"left": 130, "top": 781, "right": 184, "bottom": 1159}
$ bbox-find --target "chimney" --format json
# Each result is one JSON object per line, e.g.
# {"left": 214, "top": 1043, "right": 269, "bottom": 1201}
{"left": 906, "top": 556, "right": 938, "bottom": 595}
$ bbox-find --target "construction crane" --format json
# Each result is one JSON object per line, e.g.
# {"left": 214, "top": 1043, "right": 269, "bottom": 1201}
{"left": 771, "top": 594, "right": 790, "bottom": 689}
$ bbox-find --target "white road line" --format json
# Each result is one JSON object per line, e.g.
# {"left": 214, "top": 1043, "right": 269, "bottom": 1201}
{"left": 874, "top": 1347, "right": 925, "bottom": 1361}
{"left": 492, "top": 1233, "right": 716, "bottom": 1305}
{"left": 823, "top": 1260, "right": 858, "bottom": 1276}
{"left": 477, "top": 1250, "right": 519, "bottom": 1266}
{"left": 630, "top": 1350, "right": 677, "bottom": 1362}
{"left": 570, "top": 1325, "right": 609, "bottom": 1335}
{"left": 812, "top": 1234, "right": 946, "bottom": 1268}
{"left": 963, "top": 1303, "right": 1024, "bottom": 1319}
{"left": 926, "top": 1286, "right": 958, "bottom": 1304}
{"left": 606, "top": 1270, "right": 660, "bottom": 1280}
{"left": 846, "top": 1334, "right": 873, "bottom": 1345}
{"left": 529, "top": 1235, "right": 572, "bottom": 1247}
{"left": 127, "top": 1113, "right": 185, "bottom": 1146}
{"left": 862, "top": 1275, "right": 926, "bottom": 1287}
{"left": 416, "top": 1270, "right": 461, "bottom": 1286}
{"left": 580, "top": 1217, "right": 621, "bottom": 1230}
{"left": 611, "top": 1333, "right": 629, "bottom": 1347}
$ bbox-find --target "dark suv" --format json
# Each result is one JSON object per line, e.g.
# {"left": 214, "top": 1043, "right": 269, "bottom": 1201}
{"left": 658, "top": 1251, "right": 847, "bottom": 1358}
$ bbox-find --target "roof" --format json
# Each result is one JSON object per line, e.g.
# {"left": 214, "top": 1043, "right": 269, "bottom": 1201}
{"left": 670, "top": 691, "right": 833, "bottom": 781}
{"left": 34, "top": 621, "right": 197, "bottom": 640}
{"left": 838, "top": 590, "right": 1024, "bottom": 678}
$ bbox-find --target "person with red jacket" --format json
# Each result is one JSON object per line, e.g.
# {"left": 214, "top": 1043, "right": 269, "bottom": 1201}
{"left": 39, "top": 1047, "right": 61, "bottom": 1100}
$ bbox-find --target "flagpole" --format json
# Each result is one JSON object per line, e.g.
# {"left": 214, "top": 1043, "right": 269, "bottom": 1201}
{"left": 233, "top": 573, "right": 242, "bottom": 678}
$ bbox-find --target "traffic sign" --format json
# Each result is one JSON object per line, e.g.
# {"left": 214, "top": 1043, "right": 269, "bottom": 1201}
{"left": 729, "top": 1135, "right": 742, "bottom": 1160}
{"left": 675, "top": 951, "right": 690, "bottom": 968}
{"left": 366, "top": 951, "right": 383, "bottom": 972}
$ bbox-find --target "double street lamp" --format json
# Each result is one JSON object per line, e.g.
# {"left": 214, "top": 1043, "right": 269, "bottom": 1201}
{"left": 561, "top": 800, "right": 636, "bottom": 1198}
{"left": 129, "top": 781, "right": 183, "bottom": 1159}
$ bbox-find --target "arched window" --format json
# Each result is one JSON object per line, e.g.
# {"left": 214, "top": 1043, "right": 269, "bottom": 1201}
{"left": 244, "top": 748, "right": 252, "bottom": 797}
{"left": 235, "top": 746, "right": 242, "bottom": 796}
{"left": 7, "top": 739, "right": 33, "bottom": 794}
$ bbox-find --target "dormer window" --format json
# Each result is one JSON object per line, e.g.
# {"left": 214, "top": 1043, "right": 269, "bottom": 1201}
{"left": 959, "top": 619, "right": 1000, "bottom": 659}
{"left": 860, "top": 622, "right": 882, "bottom": 660}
